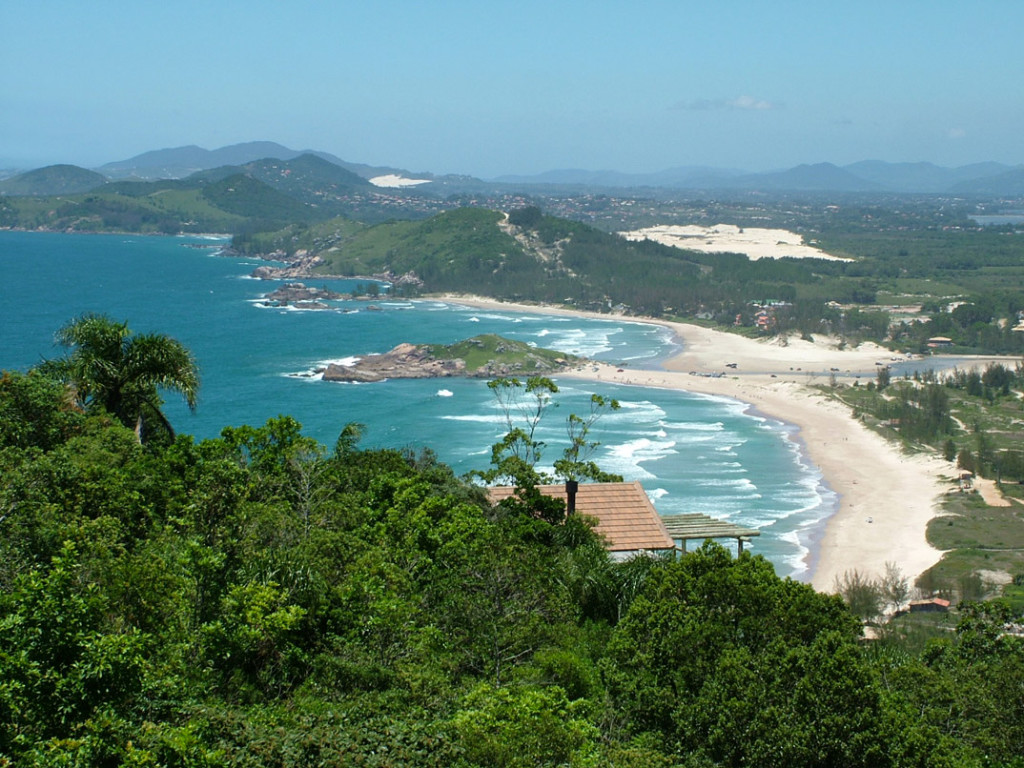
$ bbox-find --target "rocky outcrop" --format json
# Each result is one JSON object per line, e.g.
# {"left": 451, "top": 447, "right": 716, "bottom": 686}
{"left": 261, "top": 282, "right": 343, "bottom": 305}
{"left": 319, "top": 335, "right": 581, "bottom": 383}
{"left": 250, "top": 250, "right": 325, "bottom": 279}
{"left": 322, "top": 343, "right": 466, "bottom": 383}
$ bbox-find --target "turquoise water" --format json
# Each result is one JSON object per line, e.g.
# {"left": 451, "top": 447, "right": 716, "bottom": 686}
{"left": 0, "top": 231, "right": 835, "bottom": 578}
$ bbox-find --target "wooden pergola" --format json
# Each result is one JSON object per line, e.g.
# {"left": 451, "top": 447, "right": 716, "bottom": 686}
{"left": 660, "top": 513, "right": 761, "bottom": 554}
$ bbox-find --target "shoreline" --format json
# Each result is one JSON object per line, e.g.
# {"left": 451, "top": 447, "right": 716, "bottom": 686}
{"left": 433, "top": 294, "right": 978, "bottom": 592}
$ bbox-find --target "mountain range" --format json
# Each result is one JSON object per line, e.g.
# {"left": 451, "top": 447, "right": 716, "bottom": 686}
{"left": 2, "top": 141, "right": 1023, "bottom": 197}
{"left": 495, "top": 161, "right": 1024, "bottom": 195}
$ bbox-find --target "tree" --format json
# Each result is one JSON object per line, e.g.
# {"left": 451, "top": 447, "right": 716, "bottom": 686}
{"left": 875, "top": 365, "right": 891, "bottom": 391}
{"left": 452, "top": 683, "right": 598, "bottom": 767}
{"left": 604, "top": 543, "right": 878, "bottom": 767}
{"left": 880, "top": 561, "right": 910, "bottom": 614}
{"left": 485, "top": 376, "right": 559, "bottom": 482}
{"left": 834, "top": 569, "right": 884, "bottom": 621}
{"left": 475, "top": 378, "right": 622, "bottom": 522}
{"left": 40, "top": 314, "right": 198, "bottom": 444}
{"left": 554, "top": 393, "right": 622, "bottom": 483}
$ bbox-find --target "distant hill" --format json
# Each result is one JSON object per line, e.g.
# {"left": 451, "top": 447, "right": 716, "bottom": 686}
{"left": 0, "top": 167, "right": 330, "bottom": 234}
{"left": 843, "top": 160, "right": 1015, "bottom": 193}
{"left": 495, "top": 166, "right": 744, "bottom": 189}
{"left": 96, "top": 141, "right": 421, "bottom": 184}
{"left": 6, "top": 138, "right": 1020, "bottom": 196}
{"left": 494, "top": 159, "right": 1020, "bottom": 194}
{"left": 0, "top": 164, "right": 108, "bottom": 196}
{"left": 732, "top": 163, "right": 885, "bottom": 192}
{"left": 190, "top": 153, "right": 373, "bottom": 202}
{"left": 951, "top": 167, "right": 1024, "bottom": 196}
{"left": 97, "top": 141, "right": 356, "bottom": 180}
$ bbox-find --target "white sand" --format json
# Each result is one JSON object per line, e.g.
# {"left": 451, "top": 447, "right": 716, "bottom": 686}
{"left": 621, "top": 223, "right": 851, "bottom": 262}
{"left": 436, "top": 294, "right": 978, "bottom": 592}
{"left": 369, "top": 174, "right": 432, "bottom": 188}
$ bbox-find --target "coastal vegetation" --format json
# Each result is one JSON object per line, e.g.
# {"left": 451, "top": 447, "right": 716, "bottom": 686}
{"left": 826, "top": 360, "right": 1024, "bottom": 601}
{"left": 2, "top": 321, "right": 1024, "bottom": 765}
{"left": 424, "top": 334, "right": 579, "bottom": 375}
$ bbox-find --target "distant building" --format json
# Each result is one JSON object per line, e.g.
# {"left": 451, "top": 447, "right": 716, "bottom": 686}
{"left": 927, "top": 336, "right": 953, "bottom": 348}
{"left": 909, "top": 598, "right": 951, "bottom": 613}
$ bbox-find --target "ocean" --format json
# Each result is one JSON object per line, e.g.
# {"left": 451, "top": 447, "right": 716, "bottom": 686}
{"left": 0, "top": 231, "right": 836, "bottom": 578}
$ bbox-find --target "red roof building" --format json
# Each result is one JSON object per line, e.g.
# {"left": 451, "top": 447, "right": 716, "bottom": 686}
{"left": 487, "top": 481, "right": 675, "bottom": 560}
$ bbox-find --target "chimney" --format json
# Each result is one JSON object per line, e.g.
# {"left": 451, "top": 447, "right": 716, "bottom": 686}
{"left": 565, "top": 480, "right": 578, "bottom": 515}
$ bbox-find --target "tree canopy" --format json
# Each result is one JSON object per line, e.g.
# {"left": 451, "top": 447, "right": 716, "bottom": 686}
{"left": 40, "top": 313, "right": 199, "bottom": 444}
{"left": 1, "top": 323, "right": 1023, "bottom": 765}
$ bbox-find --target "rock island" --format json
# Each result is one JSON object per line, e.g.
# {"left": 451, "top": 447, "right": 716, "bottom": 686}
{"left": 320, "top": 334, "right": 580, "bottom": 383}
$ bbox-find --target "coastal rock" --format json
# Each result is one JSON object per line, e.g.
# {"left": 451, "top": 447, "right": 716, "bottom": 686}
{"left": 262, "top": 282, "right": 343, "bottom": 304}
{"left": 250, "top": 251, "right": 325, "bottom": 279}
{"left": 322, "top": 343, "right": 466, "bottom": 382}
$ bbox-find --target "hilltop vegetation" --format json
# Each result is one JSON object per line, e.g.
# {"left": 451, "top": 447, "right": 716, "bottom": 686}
{"left": 0, "top": 172, "right": 310, "bottom": 234}
{"left": 0, "top": 164, "right": 107, "bottom": 196}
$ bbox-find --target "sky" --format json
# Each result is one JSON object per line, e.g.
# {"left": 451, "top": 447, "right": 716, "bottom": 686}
{"left": 3, "top": 1, "right": 1023, "bottom": 177}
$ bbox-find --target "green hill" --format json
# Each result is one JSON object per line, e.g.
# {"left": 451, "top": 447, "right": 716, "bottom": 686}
{"left": 191, "top": 153, "right": 372, "bottom": 203}
{"left": 199, "top": 173, "right": 326, "bottom": 224}
{"left": 0, "top": 164, "right": 108, "bottom": 196}
{"left": 427, "top": 333, "right": 580, "bottom": 374}
{"left": 309, "top": 206, "right": 709, "bottom": 314}
{"left": 0, "top": 172, "right": 330, "bottom": 234}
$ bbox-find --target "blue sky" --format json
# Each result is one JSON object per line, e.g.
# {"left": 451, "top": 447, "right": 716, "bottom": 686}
{"left": 3, "top": 1, "right": 1022, "bottom": 176}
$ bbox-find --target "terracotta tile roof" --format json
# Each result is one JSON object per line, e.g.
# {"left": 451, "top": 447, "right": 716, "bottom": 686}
{"left": 487, "top": 481, "right": 675, "bottom": 554}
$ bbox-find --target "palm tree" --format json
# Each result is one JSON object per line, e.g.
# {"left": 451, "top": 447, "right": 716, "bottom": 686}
{"left": 41, "top": 314, "right": 199, "bottom": 443}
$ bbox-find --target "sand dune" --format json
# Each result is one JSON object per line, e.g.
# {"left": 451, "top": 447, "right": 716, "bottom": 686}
{"left": 620, "top": 223, "right": 851, "bottom": 262}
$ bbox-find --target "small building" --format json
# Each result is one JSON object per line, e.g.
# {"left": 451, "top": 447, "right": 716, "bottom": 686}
{"left": 927, "top": 336, "right": 954, "bottom": 348}
{"left": 487, "top": 481, "right": 675, "bottom": 561}
{"left": 909, "top": 598, "right": 951, "bottom": 613}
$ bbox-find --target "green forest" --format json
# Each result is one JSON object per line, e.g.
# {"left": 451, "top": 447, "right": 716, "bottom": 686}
{"left": 2, "top": 318, "right": 1023, "bottom": 767}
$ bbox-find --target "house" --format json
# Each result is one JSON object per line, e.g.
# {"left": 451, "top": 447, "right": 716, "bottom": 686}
{"left": 909, "top": 598, "right": 951, "bottom": 613}
{"left": 486, "top": 481, "right": 675, "bottom": 561}
{"left": 927, "top": 336, "right": 954, "bottom": 348}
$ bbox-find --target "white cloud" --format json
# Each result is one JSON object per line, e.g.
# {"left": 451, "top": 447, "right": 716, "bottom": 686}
{"left": 672, "top": 95, "right": 779, "bottom": 111}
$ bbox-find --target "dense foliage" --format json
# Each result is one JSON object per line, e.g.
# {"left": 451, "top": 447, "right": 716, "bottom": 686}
{"left": 2, "top": 363, "right": 1024, "bottom": 766}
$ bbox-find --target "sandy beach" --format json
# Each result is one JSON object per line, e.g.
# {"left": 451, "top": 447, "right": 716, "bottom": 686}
{"left": 438, "top": 294, "right": 977, "bottom": 593}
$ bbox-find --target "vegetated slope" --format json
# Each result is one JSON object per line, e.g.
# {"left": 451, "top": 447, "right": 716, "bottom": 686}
{"left": 191, "top": 154, "right": 373, "bottom": 203}
{"left": 231, "top": 215, "right": 366, "bottom": 258}
{"left": 0, "top": 164, "right": 108, "bottom": 196}
{"left": 0, "top": 172, "right": 330, "bottom": 234}
{"left": 315, "top": 207, "right": 543, "bottom": 295}
{"left": 199, "top": 173, "right": 327, "bottom": 224}
{"left": 310, "top": 205, "right": 841, "bottom": 318}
